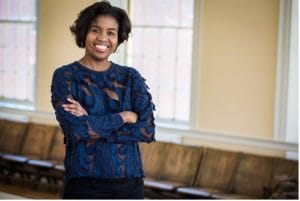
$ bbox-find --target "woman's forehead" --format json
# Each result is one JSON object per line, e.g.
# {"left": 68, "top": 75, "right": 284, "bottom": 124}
{"left": 91, "top": 15, "right": 119, "bottom": 28}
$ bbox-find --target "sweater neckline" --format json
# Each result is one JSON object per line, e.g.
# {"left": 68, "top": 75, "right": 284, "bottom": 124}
{"left": 74, "top": 61, "right": 116, "bottom": 75}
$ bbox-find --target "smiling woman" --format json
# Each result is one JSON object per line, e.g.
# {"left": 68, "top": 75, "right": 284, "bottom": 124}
{"left": 51, "top": 1, "right": 155, "bottom": 199}
{"left": 83, "top": 16, "right": 119, "bottom": 65}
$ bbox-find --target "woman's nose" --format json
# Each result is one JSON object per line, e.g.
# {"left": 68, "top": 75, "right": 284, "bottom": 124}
{"left": 96, "top": 32, "right": 107, "bottom": 41}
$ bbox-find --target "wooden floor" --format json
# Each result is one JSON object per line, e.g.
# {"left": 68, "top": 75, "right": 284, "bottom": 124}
{"left": 0, "top": 182, "right": 60, "bottom": 199}
{"left": 0, "top": 191, "right": 28, "bottom": 199}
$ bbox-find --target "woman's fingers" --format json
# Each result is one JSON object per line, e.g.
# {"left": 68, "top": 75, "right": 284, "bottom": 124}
{"left": 119, "top": 111, "right": 138, "bottom": 124}
{"left": 67, "top": 98, "right": 78, "bottom": 104}
{"left": 63, "top": 98, "right": 88, "bottom": 116}
{"left": 64, "top": 105, "right": 85, "bottom": 116}
{"left": 63, "top": 104, "right": 76, "bottom": 109}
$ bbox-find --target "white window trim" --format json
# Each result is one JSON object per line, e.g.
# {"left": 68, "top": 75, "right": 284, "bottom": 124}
{"left": 0, "top": 99, "right": 35, "bottom": 111}
{"left": 155, "top": 126, "right": 298, "bottom": 160}
{"left": 285, "top": 0, "right": 298, "bottom": 143}
{"left": 189, "top": 0, "right": 202, "bottom": 130}
{"left": 273, "top": 0, "right": 298, "bottom": 143}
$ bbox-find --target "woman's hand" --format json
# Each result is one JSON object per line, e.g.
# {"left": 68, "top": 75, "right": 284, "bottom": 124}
{"left": 63, "top": 98, "right": 88, "bottom": 117}
{"left": 119, "top": 111, "right": 138, "bottom": 124}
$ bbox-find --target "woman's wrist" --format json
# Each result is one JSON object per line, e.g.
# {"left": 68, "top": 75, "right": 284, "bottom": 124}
{"left": 119, "top": 111, "right": 128, "bottom": 123}
{"left": 119, "top": 111, "right": 138, "bottom": 123}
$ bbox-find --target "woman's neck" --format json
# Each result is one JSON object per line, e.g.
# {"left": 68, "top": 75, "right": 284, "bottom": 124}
{"left": 79, "top": 56, "right": 111, "bottom": 72}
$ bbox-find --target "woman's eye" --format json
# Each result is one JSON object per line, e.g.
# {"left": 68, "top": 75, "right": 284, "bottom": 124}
{"left": 91, "top": 29, "right": 100, "bottom": 33}
{"left": 108, "top": 31, "right": 116, "bottom": 36}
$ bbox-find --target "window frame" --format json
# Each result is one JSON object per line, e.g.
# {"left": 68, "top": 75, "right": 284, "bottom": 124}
{"left": 273, "top": 0, "right": 298, "bottom": 144}
{"left": 120, "top": 0, "right": 200, "bottom": 129}
{"left": 0, "top": 0, "right": 38, "bottom": 111}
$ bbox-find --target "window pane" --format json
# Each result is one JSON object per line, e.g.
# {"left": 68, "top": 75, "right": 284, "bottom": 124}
{"left": 8, "top": 0, "right": 19, "bottom": 20}
{"left": 141, "top": 57, "right": 159, "bottom": 90}
{"left": 158, "top": 88, "right": 175, "bottom": 119}
{"left": 19, "top": 0, "right": 36, "bottom": 20}
{"left": 160, "top": 28, "right": 176, "bottom": 59}
{"left": 130, "top": 27, "right": 144, "bottom": 57}
{"left": 0, "top": 23, "right": 4, "bottom": 45}
{"left": 161, "top": 0, "right": 180, "bottom": 26}
{"left": 143, "top": 28, "right": 160, "bottom": 58}
{"left": 178, "top": 29, "right": 193, "bottom": 59}
{"left": 0, "top": 0, "right": 8, "bottom": 20}
{"left": 175, "top": 90, "right": 190, "bottom": 121}
{"left": 131, "top": 0, "right": 146, "bottom": 26}
{"left": 159, "top": 59, "right": 175, "bottom": 89}
{"left": 179, "top": 0, "right": 194, "bottom": 27}
{"left": 145, "top": 0, "right": 162, "bottom": 26}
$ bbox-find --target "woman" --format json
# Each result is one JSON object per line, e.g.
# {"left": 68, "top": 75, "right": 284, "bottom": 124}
{"left": 51, "top": 1, "right": 155, "bottom": 199}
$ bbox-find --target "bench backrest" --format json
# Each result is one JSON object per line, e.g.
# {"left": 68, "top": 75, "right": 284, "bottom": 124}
{"left": 159, "top": 143, "right": 204, "bottom": 186}
{"left": 230, "top": 153, "right": 276, "bottom": 197}
{"left": 139, "top": 141, "right": 171, "bottom": 179}
{"left": 0, "top": 120, "right": 28, "bottom": 154}
{"left": 20, "top": 123, "right": 57, "bottom": 160}
{"left": 48, "top": 127, "right": 65, "bottom": 163}
{"left": 272, "top": 157, "right": 298, "bottom": 178}
{"left": 195, "top": 148, "right": 241, "bottom": 192}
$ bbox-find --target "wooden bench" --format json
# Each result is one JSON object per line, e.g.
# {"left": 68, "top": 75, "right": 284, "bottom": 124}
{"left": 1, "top": 123, "right": 57, "bottom": 183}
{"left": 263, "top": 157, "right": 298, "bottom": 198}
{"left": 0, "top": 120, "right": 28, "bottom": 178}
{"left": 230, "top": 153, "right": 275, "bottom": 197}
{"left": 177, "top": 147, "right": 242, "bottom": 198}
{"left": 142, "top": 143, "right": 203, "bottom": 198}
{"left": 28, "top": 128, "right": 65, "bottom": 185}
{"left": 0, "top": 119, "right": 297, "bottom": 199}
{"left": 140, "top": 141, "right": 171, "bottom": 181}
{"left": 0, "top": 120, "right": 28, "bottom": 155}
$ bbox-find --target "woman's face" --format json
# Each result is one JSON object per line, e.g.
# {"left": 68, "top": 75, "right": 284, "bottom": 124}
{"left": 84, "top": 15, "right": 119, "bottom": 62}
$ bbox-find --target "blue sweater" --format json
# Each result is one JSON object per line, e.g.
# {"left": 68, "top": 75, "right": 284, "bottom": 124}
{"left": 51, "top": 61, "right": 155, "bottom": 181}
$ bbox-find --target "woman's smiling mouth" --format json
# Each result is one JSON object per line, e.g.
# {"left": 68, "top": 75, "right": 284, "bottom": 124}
{"left": 95, "top": 44, "right": 108, "bottom": 52}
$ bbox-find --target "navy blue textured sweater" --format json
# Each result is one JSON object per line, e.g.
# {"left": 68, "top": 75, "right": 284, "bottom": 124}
{"left": 51, "top": 61, "right": 155, "bottom": 181}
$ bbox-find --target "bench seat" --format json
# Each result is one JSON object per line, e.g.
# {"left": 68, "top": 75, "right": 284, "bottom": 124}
{"left": 2, "top": 154, "right": 28, "bottom": 163}
{"left": 27, "top": 159, "right": 54, "bottom": 169}
{"left": 144, "top": 178, "right": 183, "bottom": 191}
{"left": 176, "top": 186, "right": 215, "bottom": 197}
{"left": 54, "top": 164, "right": 65, "bottom": 171}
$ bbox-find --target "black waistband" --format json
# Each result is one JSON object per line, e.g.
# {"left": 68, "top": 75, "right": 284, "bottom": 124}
{"left": 68, "top": 177, "right": 142, "bottom": 185}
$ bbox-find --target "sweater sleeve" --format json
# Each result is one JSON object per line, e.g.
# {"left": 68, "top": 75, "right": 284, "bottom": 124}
{"left": 107, "top": 70, "right": 155, "bottom": 144}
{"left": 51, "top": 68, "right": 124, "bottom": 142}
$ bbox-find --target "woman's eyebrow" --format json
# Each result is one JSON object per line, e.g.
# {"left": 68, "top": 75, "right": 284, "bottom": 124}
{"left": 91, "top": 25, "right": 117, "bottom": 31}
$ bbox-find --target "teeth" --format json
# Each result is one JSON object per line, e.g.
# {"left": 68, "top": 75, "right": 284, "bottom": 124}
{"left": 96, "top": 45, "right": 107, "bottom": 51}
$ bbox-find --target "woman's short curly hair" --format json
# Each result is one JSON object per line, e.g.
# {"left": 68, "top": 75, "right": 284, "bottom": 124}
{"left": 70, "top": 1, "right": 131, "bottom": 48}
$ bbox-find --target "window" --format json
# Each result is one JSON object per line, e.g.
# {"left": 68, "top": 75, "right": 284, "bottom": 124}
{"left": 126, "top": 0, "right": 194, "bottom": 123}
{"left": 0, "top": 0, "right": 37, "bottom": 109}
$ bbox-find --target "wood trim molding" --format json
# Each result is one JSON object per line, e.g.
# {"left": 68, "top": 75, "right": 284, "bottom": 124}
{"left": 273, "top": 0, "right": 292, "bottom": 141}
{"left": 156, "top": 126, "right": 298, "bottom": 160}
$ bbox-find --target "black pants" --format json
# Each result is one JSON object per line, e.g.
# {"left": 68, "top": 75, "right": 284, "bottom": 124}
{"left": 62, "top": 177, "right": 144, "bottom": 199}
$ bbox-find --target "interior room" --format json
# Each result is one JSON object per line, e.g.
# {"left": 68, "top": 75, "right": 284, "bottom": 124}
{"left": 0, "top": 0, "right": 298, "bottom": 199}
